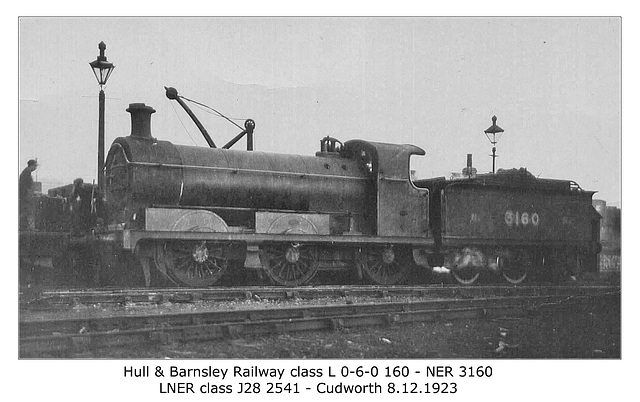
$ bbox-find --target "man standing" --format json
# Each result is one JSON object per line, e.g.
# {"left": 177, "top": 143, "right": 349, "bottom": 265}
{"left": 71, "top": 178, "right": 88, "bottom": 234}
{"left": 19, "top": 159, "right": 39, "bottom": 230}
{"left": 70, "top": 178, "right": 103, "bottom": 234}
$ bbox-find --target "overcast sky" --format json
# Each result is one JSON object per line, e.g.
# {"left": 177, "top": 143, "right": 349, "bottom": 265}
{"left": 18, "top": 17, "right": 620, "bottom": 203}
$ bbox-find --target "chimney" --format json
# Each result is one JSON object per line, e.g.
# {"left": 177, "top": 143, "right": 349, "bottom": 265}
{"left": 462, "top": 154, "right": 477, "bottom": 178}
{"left": 127, "top": 103, "right": 156, "bottom": 140}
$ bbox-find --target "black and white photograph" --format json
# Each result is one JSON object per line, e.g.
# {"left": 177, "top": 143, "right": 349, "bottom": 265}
{"left": 12, "top": 13, "right": 628, "bottom": 400}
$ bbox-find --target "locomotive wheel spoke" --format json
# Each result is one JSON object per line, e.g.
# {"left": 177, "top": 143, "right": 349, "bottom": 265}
{"left": 156, "top": 241, "right": 228, "bottom": 287}
{"left": 259, "top": 243, "right": 319, "bottom": 286}
{"left": 358, "top": 245, "right": 409, "bottom": 285}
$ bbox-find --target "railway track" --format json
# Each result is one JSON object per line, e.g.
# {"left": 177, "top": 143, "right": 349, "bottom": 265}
{"left": 20, "top": 284, "right": 616, "bottom": 307}
{"left": 19, "top": 285, "right": 619, "bottom": 358}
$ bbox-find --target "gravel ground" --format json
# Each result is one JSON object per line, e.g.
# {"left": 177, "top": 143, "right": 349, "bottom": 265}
{"left": 61, "top": 293, "right": 619, "bottom": 360}
{"left": 20, "top": 272, "right": 620, "bottom": 359}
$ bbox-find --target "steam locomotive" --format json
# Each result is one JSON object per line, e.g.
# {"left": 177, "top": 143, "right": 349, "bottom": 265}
{"left": 19, "top": 88, "right": 602, "bottom": 288}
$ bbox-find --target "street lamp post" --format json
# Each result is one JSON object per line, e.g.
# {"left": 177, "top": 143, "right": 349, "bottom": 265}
{"left": 484, "top": 115, "right": 504, "bottom": 174}
{"left": 89, "top": 41, "right": 115, "bottom": 194}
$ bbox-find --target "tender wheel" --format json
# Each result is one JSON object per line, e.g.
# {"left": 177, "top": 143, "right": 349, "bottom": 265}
{"left": 450, "top": 247, "right": 483, "bottom": 285}
{"left": 548, "top": 250, "right": 576, "bottom": 283}
{"left": 451, "top": 267, "right": 481, "bottom": 285}
{"left": 259, "top": 243, "right": 319, "bottom": 286}
{"left": 357, "top": 245, "right": 410, "bottom": 285}
{"left": 155, "top": 241, "right": 228, "bottom": 287}
{"left": 501, "top": 254, "right": 529, "bottom": 285}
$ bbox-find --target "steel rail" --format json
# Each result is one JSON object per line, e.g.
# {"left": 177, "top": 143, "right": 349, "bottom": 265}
{"left": 21, "top": 284, "right": 619, "bottom": 309}
{"left": 19, "top": 290, "right": 619, "bottom": 357}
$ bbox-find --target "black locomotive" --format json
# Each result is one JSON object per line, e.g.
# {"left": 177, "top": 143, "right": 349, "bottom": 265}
{"left": 19, "top": 88, "right": 602, "bottom": 287}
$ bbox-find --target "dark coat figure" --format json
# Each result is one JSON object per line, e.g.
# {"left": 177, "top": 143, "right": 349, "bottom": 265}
{"left": 19, "top": 159, "right": 39, "bottom": 230}
{"left": 70, "top": 178, "right": 104, "bottom": 234}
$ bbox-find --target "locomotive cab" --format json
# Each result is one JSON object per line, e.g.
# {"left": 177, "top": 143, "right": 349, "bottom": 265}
{"left": 344, "top": 140, "right": 429, "bottom": 238}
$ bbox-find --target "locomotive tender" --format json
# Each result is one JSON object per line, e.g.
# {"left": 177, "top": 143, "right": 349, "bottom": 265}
{"left": 20, "top": 89, "right": 602, "bottom": 287}
{"left": 415, "top": 169, "right": 600, "bottom": 284}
